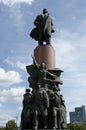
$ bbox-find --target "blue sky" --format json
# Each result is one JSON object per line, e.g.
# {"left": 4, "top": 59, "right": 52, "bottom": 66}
{"left": 0, "top": 0, "right": 86, "bottom": 126}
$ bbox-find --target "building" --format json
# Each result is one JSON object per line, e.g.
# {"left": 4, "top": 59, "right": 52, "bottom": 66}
{"left": 69, "top": 105, "right": 86, "bottom": 123}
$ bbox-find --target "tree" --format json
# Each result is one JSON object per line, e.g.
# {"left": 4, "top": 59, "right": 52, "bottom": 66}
{"left": 68, "top": 123, "right": 86, "bottom": 130}
{"left": 0, "top": 127, "right": 6, "bottom": 130}
{"left": 6, "top": 120, "right": 17, "bottom": 130}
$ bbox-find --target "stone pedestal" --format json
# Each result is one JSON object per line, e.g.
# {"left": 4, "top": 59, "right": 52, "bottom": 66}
{"left": 34, "top": 45, "right": 56, "bottom": 70}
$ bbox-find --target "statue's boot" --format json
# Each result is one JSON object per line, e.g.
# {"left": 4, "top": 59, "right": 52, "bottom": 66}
{"left": 52, "top": 126, "right": 56, "bottom": 129}
{"left": 33, "top": 126, "right": 37, "bottom": 130}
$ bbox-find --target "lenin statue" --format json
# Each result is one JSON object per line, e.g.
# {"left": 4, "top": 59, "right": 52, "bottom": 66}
{"left": 30, "top": 8, "right": 55, "bottom": 45}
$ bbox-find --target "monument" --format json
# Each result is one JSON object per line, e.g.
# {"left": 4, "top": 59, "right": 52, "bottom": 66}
{"left": 21, "top": 8, "right": 67, "bottom": 130}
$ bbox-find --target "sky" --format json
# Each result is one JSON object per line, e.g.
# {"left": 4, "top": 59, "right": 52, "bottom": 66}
{"left": 0, "top": 0, "right": 86, "bottom": 127}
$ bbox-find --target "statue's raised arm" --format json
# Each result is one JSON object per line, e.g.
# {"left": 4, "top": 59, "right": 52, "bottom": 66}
{"left": 30, "top": 8, "right": 55, "bottom": 46}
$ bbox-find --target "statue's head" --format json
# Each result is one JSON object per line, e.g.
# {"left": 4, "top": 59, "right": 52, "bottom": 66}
{"left": 43, "top": 8, "right": 48, "bottom": 14}
{"left": 53, "top": 85, "right": 60, "bottom": 91}
{"left": 25, "top": 88, "right": 32, "bottom": 94}
{"left": 36, "top": 82, "right": 41, "bottom": 89}
{"left": 40, "top": 63, "right": 46, "bottom": 69}
{"left": 26, "top": 88, "right": 30, "bottom": 93}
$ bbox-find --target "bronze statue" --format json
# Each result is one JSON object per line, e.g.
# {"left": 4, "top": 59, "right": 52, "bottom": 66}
{"left": 26, "top": 56, "right": 59, "bottom": 87}
{"left": 21, "top": 88, "right": 32, "bottom": 129}
{"left": 31, "top": 82, "right": 49, "bottom": 130}
{"left": 60, "top": 95, "right": 67, "bottom": 129}
{"left": 47, "top": 84, "right": 61, "bottom": 129}
{"left": 30, "top": 8, "right": 55, "bottom": 45}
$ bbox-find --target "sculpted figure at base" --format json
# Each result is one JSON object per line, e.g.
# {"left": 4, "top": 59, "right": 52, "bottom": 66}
{"left": 26, "top": 56, "right": 60, "bottom": 87}
{"left": 60, "top": 95, "right": 67, "bottom": 129}
{"left": 32, "top": 82, "right": 49, "bottom": 130}
{"left": 47, "top": 83, "right": 61, "bottom": 129}
{"left": 21, "top": 88, "right": 32, "bottom": 130}
{"left": 30, "top": 8, "right": 55, "bottom": 45}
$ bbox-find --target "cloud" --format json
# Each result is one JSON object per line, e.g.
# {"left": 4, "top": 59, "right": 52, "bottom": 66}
{"left": 9, "top": 4, "right": 25, "bottom": 33}
{"left": 52, "top": 28, "right": 86, "bottom": 72}
{"left": 18, "top": 106, "right": 22, "bottom": 111}
{"left": 52, "top": 29, "right": 78, "bottom": 71}
{"left": 0, "top": 87, "right": 30, "bottom": 126}
{"left": 0, "top": 113, "right": 12, "bottom": 126}
{"left": 1, "top": 0, "right": 34, "bottom": 34}
{"left": 0, "top": 87, "right": 25, "bottom": 102}
{"left": 16, "top": 61, "right": 26, "bottom": 70}
{"left": 0, "top": 103, "right": 2, "bottom": 107}
{"left": 5, "top": 58, "right": 26, "bottom": 70}
{"left": 0, "top": 0, "right": 35, "bottom": 6}
{"left": 0, "top": 68, "right": 23, "bottom": 87}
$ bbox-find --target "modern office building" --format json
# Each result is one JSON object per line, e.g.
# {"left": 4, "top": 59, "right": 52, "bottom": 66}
{"left": 69, "top": 105, "right": 86, "bottom": 123}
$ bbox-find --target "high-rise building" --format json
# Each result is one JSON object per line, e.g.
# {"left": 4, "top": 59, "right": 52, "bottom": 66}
{"left": 69, "top": 105, "right": 86, "bottom": 123}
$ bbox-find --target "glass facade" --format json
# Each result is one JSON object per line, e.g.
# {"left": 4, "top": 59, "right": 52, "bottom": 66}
{"left": 69, "top": 105, "right": 86, "bottom": 123}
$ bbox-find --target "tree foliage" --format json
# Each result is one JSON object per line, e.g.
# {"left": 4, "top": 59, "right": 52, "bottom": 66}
{"left": 0, "top": 127, "right": 6, "bottom": 130}
{"left": 68, "top": 123, "right": 86, "bottom": 130}
{"left": 6, "top": 120, "right": 17, "bottom": 130}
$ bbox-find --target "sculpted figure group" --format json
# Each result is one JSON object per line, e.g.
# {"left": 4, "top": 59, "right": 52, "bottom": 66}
{"left": 21, "top": 60, "right": 67, "bottom": 130}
